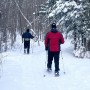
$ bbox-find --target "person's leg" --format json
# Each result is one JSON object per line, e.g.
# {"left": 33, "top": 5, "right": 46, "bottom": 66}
{"left": 24, "top": 42, "right": 26, "bottom": 54}
{"left": 54, "top": 52, "right": 60, "bottom": 72}
{"left": 47, "top": 51, "right": 53, "bottom": 69}
{"left": 24, "top": 49, "right": 26, "bottom": 54}
{"left": 27, "top": 42, "right": 30, "bottom": 54}
{"left": 25, "top": 41, "right": 29, "bottom": 54}
{"left": 27, "top": 47, "right": 29, "bottom": 54}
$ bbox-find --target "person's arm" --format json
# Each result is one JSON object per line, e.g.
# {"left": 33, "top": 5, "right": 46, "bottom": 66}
{"left": 60, "top": 34, "right": 64, "bottom": 44}
{"left": 30, "top": 33, "right": 34, "bottom": 39}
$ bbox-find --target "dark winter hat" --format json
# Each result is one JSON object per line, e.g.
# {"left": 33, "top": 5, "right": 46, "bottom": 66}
{"left": 51, "top": 23, "right": 56, "bottom": 28}
{"left": 27, "top": 29, "right": 29, "bottom": 32}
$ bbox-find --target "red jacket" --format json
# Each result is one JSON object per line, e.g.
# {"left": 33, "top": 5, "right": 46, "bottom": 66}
{"left": 45, "top": 29, "right": 64, "bottom": 52}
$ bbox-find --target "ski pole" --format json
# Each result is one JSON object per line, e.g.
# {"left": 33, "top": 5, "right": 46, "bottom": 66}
{"left": 31, "top": 40, "right": 34, "bottom": 53}
{"left": 46, "top": 51, "right": 48, "bottom": 64}
{"left": 43, "top": 51, "right": 48, "bottom": 77}
{"left": 61, "top": 50, "right": 66, "bottom": 74}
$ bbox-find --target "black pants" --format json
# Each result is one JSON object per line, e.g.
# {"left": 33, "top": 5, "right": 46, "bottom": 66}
{"left": 24, "top": 41, "right": 30, "bottom": 54}
{"left": 47, "top": 51, "right": 60, "bottom": 72}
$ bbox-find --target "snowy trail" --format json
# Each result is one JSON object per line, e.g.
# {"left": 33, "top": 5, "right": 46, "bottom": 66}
{"left": 0, "top": 38, "right": 90, "bottom": 90}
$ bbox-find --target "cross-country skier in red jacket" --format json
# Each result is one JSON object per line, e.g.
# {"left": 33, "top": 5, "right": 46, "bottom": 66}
{"left": 45, "top": 23, "right": 64, "bottom": 76}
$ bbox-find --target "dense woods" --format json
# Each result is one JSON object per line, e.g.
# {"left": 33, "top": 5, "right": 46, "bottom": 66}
{"left": 0, "top": 0, "right": 90, "bottom": 58}
{"left": 0, "top": 0, "right": 47, "bottom": 51}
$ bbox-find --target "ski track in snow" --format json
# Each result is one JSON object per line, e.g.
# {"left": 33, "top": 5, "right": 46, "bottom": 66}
{"left": 0, "top": 38, "right": 90, "bottom": 90}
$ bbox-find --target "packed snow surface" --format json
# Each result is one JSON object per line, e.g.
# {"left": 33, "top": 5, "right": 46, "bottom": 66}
{"left": 0, "top": 35, "right": 90, "bottom": 90}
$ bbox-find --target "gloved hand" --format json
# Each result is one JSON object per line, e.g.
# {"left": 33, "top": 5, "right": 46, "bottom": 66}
{"left": 45, "top": 47, "right": 48, "bottom": 51}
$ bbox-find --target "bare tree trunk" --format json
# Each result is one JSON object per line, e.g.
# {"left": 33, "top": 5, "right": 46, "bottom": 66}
{"left": 87, "top": 39, "right": 90, "bottom": 51}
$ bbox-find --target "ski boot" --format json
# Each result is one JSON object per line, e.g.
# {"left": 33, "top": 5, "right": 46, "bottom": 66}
{"left": 47, "top": 68, "right": 52, "bottom": 73}
{"left": 55, "top": 71, "right": 59, "bottom": 77}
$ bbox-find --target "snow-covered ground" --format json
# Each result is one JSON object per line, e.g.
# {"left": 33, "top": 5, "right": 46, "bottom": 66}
{"left": 0, "top": 35, "right": 90, "bottom": 90}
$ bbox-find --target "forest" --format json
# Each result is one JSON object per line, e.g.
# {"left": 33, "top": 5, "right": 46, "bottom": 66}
{"left": 0, "top": 0, "right": 90, "bottom": 58}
